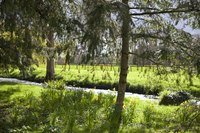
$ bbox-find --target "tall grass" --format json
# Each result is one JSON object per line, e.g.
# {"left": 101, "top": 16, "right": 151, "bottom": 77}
{"left": 1, "top": 81, "right": 199, "bottom": 132}
{"left": 1, "top": 64, "right": 200, "bottom": 96}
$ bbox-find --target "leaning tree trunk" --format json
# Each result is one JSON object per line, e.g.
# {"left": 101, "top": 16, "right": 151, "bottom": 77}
{"left": 110, "top": 0, "right": 130, "bottom": 132}
{"left": 45, "top": 32, "right": 55, "bottom": 80}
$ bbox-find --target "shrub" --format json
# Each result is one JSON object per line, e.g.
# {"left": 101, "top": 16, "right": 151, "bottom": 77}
{"left": 46, "top": 80, "right": 66, "bottom": 90}
{"left": 7, "top": 88, "right": 116, "bottom": 132}
{"left": 159, "top": 91, "right": 191, "bottom": 105}
{"left": 142, "top": 104, "right": 169, "bottom": 129}
{"left": 143, "top": 104, "right": 156, "bottom": 128}
{"left": 169, "top": 100, "right": 200, "bottom": 132}
{"left": 122, "top": 99, "right": 137, "bottom": 127}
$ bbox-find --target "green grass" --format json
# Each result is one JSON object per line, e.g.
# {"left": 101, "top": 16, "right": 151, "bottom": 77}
{"left": 1, "top": 64, "right": 200, "bottom": 96}
{"left": 0, "top": 82, "right": 199, "bottom": 132}
{"left": 36, "top": 64, "right": 200, "bottom": 96}
{"left": 0, "top": 82, "right": 43, "bottom": 99}
{"left": 0, "top": 83, "right": 43, "bottom": 132}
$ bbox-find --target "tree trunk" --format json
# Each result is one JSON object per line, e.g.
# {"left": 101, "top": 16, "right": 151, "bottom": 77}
{"left": 110, "top": 0, "right": 130, "bottom": 132}
{"left": 45, "top": 32, "right": 55, "bottom": 80}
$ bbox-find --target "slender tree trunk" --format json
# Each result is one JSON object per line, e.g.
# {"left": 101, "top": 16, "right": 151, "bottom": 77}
{"left": 110, "top": 0, "right": 130, "bottom": 132}
{"left": 45, "top": 32, "right": 55, "bottom": 80}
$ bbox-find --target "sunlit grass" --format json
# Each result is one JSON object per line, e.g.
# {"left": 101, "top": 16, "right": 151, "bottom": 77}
{"left": 1, "top": 82, "right": 199, "bottom": 132}
{"left": 0, "top": 82, "right": 179, "bottom": 132}
{"left": 36, "top": 64, "right": 200, "bottom": 95}
{"left": 0, "top": 82, "right": 43, "bottom": 99}
{"left": 1, "top": 64, "right": 200, "bottom": 96}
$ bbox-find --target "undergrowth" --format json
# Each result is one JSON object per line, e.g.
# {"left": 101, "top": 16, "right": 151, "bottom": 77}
{"left": 0, "top": 81, "right": 199, "bottom": 133}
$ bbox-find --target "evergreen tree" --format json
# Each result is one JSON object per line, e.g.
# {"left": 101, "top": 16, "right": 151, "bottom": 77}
{"left": 0, "top": 0, "right": 80, "bottom": 79}
{"left": 82, "top": 0, "right": 200, "bottom": 132}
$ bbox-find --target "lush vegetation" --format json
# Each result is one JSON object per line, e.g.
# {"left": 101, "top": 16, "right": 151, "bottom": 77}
{"left": 1, "top": 64, "right": 200, "bottom": 97}
{"left": 0, "top": 82, "right": 199, "bottom": 133}
{"left": 1, "top": 0, "right": 200, "bottom": 132}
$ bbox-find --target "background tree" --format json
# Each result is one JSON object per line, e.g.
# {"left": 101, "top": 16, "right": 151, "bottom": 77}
{"left": 0, "top": 0, "right": 42, "bottom": 77}
{"left": 33, "top": 0, "right": 75, "bottom": 80}
{"left": 0, "top": 0, "right": 81, "bottom": 80}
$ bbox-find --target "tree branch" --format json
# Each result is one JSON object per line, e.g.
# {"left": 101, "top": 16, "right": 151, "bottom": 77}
{"left": 129, "top": 51, "right": 161, "bottom": 65}
{"left": 132, "top": 33, "right": 200, "bottom": 57}
{"left": 130, "top": 8, "right": 200, "bottom": 16}
{"left": 129, "top": 7, "right": 159, "bottom": 11}
{"left": 132, "top": 33, "right": 166, "bottom": 40}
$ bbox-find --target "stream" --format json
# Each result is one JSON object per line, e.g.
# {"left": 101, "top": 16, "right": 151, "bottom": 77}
{"left": 0, "top": 77, "right": 159, "bottom": 101}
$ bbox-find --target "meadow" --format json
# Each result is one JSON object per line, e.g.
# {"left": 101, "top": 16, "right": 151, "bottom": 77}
{"left": 1, "top": 82, "right": 199, "bottom": 132}
{"left": 2, "top": 64, "right": 200, "bottom": 97}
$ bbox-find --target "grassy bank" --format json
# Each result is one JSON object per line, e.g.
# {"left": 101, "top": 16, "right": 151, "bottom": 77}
{"left": 0, "top": 83, "right": 43, "bottom": 132}
{"left": 1, "top": 64, "right": 200, "bottom": 97}
{"left": 0, "top": 82, "right": 199, "bottom": 132}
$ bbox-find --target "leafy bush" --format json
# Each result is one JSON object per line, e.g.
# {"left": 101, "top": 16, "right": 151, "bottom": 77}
{"left": 159, "top": 90, "right": 191, "bottom": 105}
{"left": 169, "top": 100, "right": 200, "bottom": 132}
{"left": 143, "top": 104, "right": 156, "bottom": 127}
{"left": 46, "top": 80, "right": 66, "bottom": 90}
{"left": 142, "top": 103, "right": 171, "bottom": 130}
{"left": 122, "top": 99, "right": 136, "bottom": 127}
{"left": 7, "top": 88, "right": 116, "bottom": 132}
{"left": 2, "top": 80, "right": 198, "bottom": 133}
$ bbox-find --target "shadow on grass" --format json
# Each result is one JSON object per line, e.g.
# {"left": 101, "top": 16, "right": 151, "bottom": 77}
{"left": 0, "top": 88, "right": 20, "bottom": 101}
{"left": 0, "top": 85, "right": 21, "bottom": 133}
{"left": 0, "top": 82, "right": 19, "bottom": 86}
